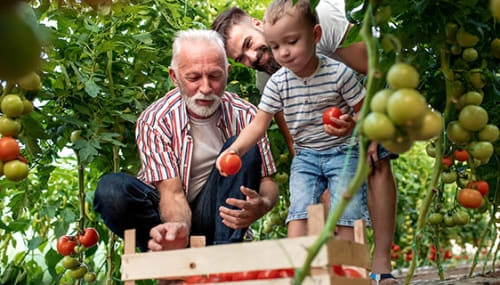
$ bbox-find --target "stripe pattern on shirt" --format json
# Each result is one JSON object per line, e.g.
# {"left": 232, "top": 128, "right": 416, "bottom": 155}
{"left": 258, "top": 55, "right": 365, "bottom": 150}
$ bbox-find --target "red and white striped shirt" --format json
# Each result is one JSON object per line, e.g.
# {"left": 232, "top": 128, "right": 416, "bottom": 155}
{"left": 136, "top": 88, "right": 277, "bottom": 194}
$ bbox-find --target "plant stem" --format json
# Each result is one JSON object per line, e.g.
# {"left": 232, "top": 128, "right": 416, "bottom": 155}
{"left": 469, "top": 218, "right": 492, "bottom": 277}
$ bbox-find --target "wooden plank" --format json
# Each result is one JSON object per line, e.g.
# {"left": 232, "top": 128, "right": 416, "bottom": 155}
{"left": 121, "top": 235, "right": 330, "bottom": 280}
{"left": 326, "top": 239, "right": 371, "bottom": 269}
{"left": 307, "top": 204, "right": 326, "bottom": 236}
{"left": 190, "top": 275, "right": 370, "bottom": 285}
{"left": 190, "top": 236, "right": 206, "bottom": 248}
{"left": 353, "top": 220, "right": 369, "bottom": 277}
{"left": 123, "top": 229, "right": 136, "bottom": 285}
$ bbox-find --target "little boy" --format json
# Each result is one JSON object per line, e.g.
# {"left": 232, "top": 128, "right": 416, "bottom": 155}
{"left": 216, "top": 0, "right": 370, "bottom": 239}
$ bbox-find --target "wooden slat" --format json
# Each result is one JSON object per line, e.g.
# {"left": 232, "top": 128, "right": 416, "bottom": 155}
{"left": 307, "top": 204, "right": 326, "bottom": 236}
{"left": 121, "top": 235, "right": 330, "bottom": 280}
{"left": 123, "top": 229, "right": 136, "bottom": 285}
{"left": 190, "top": 236, "right": 206, "bottom": 248}
{"left": 190, "top": 275, "right": 370, "bottom": 285}
{"left": 326, "top": 239, "right": 371, "bottom": 269}
{"left": 353, "top": 220, "right": 369, "bottom": 277}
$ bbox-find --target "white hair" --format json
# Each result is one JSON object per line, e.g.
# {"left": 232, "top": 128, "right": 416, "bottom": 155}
{"left": 170, "top": 29, "right": 229, "bottom": 74}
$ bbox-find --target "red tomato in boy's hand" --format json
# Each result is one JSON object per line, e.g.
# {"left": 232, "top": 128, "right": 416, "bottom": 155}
{"left": 78, "top": 227, "right": 99, "bottom": 248}
{"left": 323, "top": 107, "right": 343, "bottom": 128}
{"left": 220, "top": 153, "right": 242, "bottom": 175}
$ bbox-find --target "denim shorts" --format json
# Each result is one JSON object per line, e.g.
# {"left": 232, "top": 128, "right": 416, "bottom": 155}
{"left": 287, "top": 144, "right": 373, "bottom": 227}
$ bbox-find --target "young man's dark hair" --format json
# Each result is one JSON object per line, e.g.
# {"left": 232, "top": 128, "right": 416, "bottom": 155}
{"left": 211, "top": 7, "right": 252, "bottom": 46}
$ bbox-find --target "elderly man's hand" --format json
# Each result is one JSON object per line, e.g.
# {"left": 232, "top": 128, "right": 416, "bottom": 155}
{"left": 148, "top": 222, "right": 189, "bottom": 251}
{"left": 323, "top": 114, "right": 356, "bottom": 137}
{"left": 219, "top": 186, "right": 268, "bottom": 229}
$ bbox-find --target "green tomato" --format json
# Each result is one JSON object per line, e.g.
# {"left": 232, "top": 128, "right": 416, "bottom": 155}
{"left": 478, "top": 124, "right": 499, "bottom": 142}
{"left": 363, "top": 112, "right": 396, "bottom": 141}
{"left": 446, "top": 121, "right": 471, "bottom": 144}
{"left": 69, "top": 265, "right": 88, "bottom": 279}
{"left": 467, "top": 71, "right": 485, "bottom": 89}
{"left": 458, "top": 91, "right": 483, "bottom": 107}
{"left": 444, "top": 214, "right": 455, "bottom": 227}
{"left": 428, "top": 213, "right": 443, "bottom": 225}
{"left": 387, "top": 63, "right": 419, "bottom": 89}
{"left": 458, "top": 105, "right": 488, "bottom": 132}
{"left": 70, "top": 130, "right": 83, "bottom": 143}
{"left": 492, "top": 38, "right": 500, "bottom": 59}
{"left": 450, "top": 44, "right": 462, "bottom": 55}
{"left": 3, "top": 160, "right": 28, "bottom": 182}
{"left": 445, "top": 22, "right": 459, "bottom": 44}
{"left": 426, "top": 143, "right": 436, "bottom": 157}
{"left": 456, "top": 28, "right": 479, "bottom": 47}
{"left": 451, "top": 80, "right": 465, "bottom": 99}
{"left": 452, "top": 211, "right": 469, "bottom": 225}
{"left": 462, "top": 48, "right": 478, "bottom": 62}
{"left": 441, "top": 171, "right": 457, "bottom": 184}
{"left": 22, "top": 99, "right": 34, "bottom": 115}
{"left": 62, "top": 256, "right": 79, "bottom": 270}
{"left": 84, "top": 272, "right": 97, "bottom": 282}
{"left": 382, "top": 136, "right": 414, "bottom": 154}
{"left": 409, "top": 108, "right": 443, "bottom": 140}
{"left": 16, "top": 72, "right": 40, "bottom": 91}
{"left": 469, "top": 141, "right": 494, "bottom": 160}
{"left": 1, "top": 94, "right": 24, "bottom": 117}
{"left": 0, "top": 116, "right": 21, "bottom": 137}
{"left": 370, "top": 89, "right": 392, "bottom": 113}
{"left": 387, "top": 89, "right": 426, "bottom": 126}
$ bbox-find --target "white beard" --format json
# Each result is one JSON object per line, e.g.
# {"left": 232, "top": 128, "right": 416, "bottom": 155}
{"left": 182, "top": 91, "right": 221, "bottom": 118}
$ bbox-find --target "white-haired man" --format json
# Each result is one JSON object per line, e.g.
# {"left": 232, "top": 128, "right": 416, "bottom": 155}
{"left": 94, "top": 29, "right": 278, "bottom": 252}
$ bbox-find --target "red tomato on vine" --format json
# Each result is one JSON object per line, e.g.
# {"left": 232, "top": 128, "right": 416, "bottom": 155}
{"left": 458, "top": 188, "right": 483, "bottom": 209}
{"left": 57, "top": 235, "right": 77, "bottom": 256}
{"left": 453, "top": 149, "right": 469, "bottom": 162}
{"left": 467, "top": 180, "right": 489, "bottom": 196}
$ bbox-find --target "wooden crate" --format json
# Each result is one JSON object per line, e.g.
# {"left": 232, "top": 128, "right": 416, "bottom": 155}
{"left": 121, "top": 204, "right": 372, "bottom": 285}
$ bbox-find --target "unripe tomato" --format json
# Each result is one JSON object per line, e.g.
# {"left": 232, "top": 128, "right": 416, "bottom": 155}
{"left": 22, "top": 99, "right": 34, "bottom": 115}
{"left": 458, "top": 188, "right": 483, "bottom": 209}
{"left": 387, "top": 89, "right": 426, "bottom": 126}
{"left": 445, "top": 22, "right": 459, "bottom": 44}
{"left": 491, "top": 0, "right": 500, "bottom": 21}
{"left": 441, "top": 171, "right": 457, "bottom": 184}
{"left": 78, "top": 227, "right": 99, "bottom": 248}
{"left": 62, "top": 256, "right": 79, "bottom": 269}
{"left": 459, "top": 105, "right": 488, "bottom": 132}
{"left": 458, "top": 91, "right": 483, "bottom": 107}
{"left": 456, "top": 28, "right": 479, "bottom": 47}
{"left": 461, "top": 48, "right": 478, "bottom": 62}
{"left": 84, "top": 272, "right": 97, "bottom": 282}
{"left": 220, "top": 153, "right": 242, "bottom": 175}
{"left": 57, "top": 235, "right": 77, "bottom": 256}
{"left": 409, "top": 108, "right": 443, "bottom": 140}
{"left": 69, "top": 265, "right": 88, "bottom": 279}
{"left": 452, "top": 210, "right": 469, "bottom": 225}
{"left": 444, "top": 214, "right": 455, "bottom": 227}
{"left": 468, "top": 180, "right": 489, "bottom": 196}
{"left": 469, "top": 141, "right": 493, "bottom": 160}
{"left": 1, "top": 94, "right": 24, "bottom": 117}
{"left": 387, "top": 63, "right": 419, "bottom": 89}
{"left": 478, "top": 124, "right": 499, "bottom": 142}
{"left": 451, "top": 80, "right": 465, "bottom": 99}
{"left": 446, "top": 121, "right": 471, "bottom": 144}
{"left": 362, "top": 112, "right": 395, "bottom": 141}
{"left": 428, "top": 213, "right": 443, "bottom": 225}
{"left": 453, "top": 149, "right": 469, "bottom": 162}
{"left": 450, "top": 44, "right": 462, "bottom": 55}
{"left": 426, "top": 143, "right": 436, "bottom": 157}
{"left": 467, "top": 71, "right": 485, "bottom": 89}
{"left": 16, "top": 72, "right": 41, "bottom": 91}
{"left": 381, "top": 136, "right": 413, "bottom": 154}
{"left": 3, "top": 160, "right": 28, "bottom": 181}
{"left": 0, "top": 136, "right": 20, "bottom": 161}
{"left": 70, "top": 130, "right": 83, "bottom": 143}
{"left": 322, "top": 107, "right": 342, "bottom": 128}
{"left": 492, "top": 38, "right": 500, "bottom": 59}
{"left": 370, "top": 89, "right": 392, "bottom": 113}
{"left": 0, "top": 116, "right": 21, "bottom": 136}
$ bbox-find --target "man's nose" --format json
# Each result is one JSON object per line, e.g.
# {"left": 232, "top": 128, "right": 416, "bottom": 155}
{"left": 199, "top": 76, "right": 212, "bottom": 94}
{"left": 245, "top": 50, "right": 258, "bottom": 67}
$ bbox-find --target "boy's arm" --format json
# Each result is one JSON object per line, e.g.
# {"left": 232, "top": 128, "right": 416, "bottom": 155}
{"left": 274, "top": 111, "right": 295, "bottom": 157}
{"left": 216, "top": 109, "right": 274, "bottom": 176}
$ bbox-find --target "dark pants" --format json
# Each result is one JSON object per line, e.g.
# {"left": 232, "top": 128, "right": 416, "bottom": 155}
{"left": 93, "top": 137, "right": 262, "bottom": 251}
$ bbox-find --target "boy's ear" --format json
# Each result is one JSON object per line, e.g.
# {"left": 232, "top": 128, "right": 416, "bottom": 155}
{"left": 313, "top": 24, "right": 322, "bottom": 44}
{"left": 251, "top": 18, "right": 264, "bottom": 30}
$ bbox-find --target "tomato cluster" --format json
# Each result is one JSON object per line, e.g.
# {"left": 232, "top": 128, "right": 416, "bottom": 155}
{"left": 56, "top": 228, "right": 99, "bottom": 281}
{"left": 363, "top": 63, "right": 443, "bottom": 154}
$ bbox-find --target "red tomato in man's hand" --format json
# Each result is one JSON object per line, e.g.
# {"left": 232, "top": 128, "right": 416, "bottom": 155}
{"left": 220, "top": 153, "right": 242, "bottom": 175}
{"left": 57, "top": 235, "right": 77, "bottom": 256}
{"left": 323, "top": 107, "right": 343, "bottom": 128}
{"left": 78, "top": 227, "right": 99, "bottom": 248}
{"left": 257, "top": 269, "right": 281, "bottom": 280}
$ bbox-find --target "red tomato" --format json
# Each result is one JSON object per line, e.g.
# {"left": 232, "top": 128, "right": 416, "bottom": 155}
{"left": 220, "top": 153, "right": 242, "bottom": 175}
{"left": 392, "top": 244, "right": 400, "bottom": 252}
{"left": 332, "top": 265, "right": 346, "bottom": 276}
{"left": 468, "top": 180, "right": 489, "bottom": 196}
{"left": 391, "top": 253, "right": 399, "bottom": 259}
{"left": 17, "top": 155, "right": 27, "bottom": 164}
{"left": 441, "top": 156, "right": 453, "bottom": 168}
{"left": 0, "top": 136, "right": 20, "bottom": 161}
{"left": 57, "top": 235, "right": 77, "bottom": 256}
{"left": 232, "top": 271, "right": 259, "bottom": 281}
{"left": 78, "top": 227, "right": 99, "bottom": 248}
{"left": 343, "top": 267, "right": 363, "bottom": 278}
{"left": 455, "top": 255, "right": 461, "bottom": 260}
{"left": 463, "top": 254, "right": 469, "bottom": 259}
{"left": 453, "top": 149, "right": 469, "bottom": 162}
{"left": 458, "top": 188, "right": 483, "bottom": 209}
{"left": 444, "top": 250, "right": 452, "bottom": 259}
{"left": 322, "top": 107, "right": 342, "bottom": 128}
{"left": 257, "top": 269, "right": 281, "bottom": 280}
{"left": 279, "top": 268, "right": 295, "bottom": 278}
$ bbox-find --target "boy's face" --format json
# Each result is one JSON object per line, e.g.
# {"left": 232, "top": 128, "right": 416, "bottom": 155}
{"left": 263, "top": 9, "right": 321, "bottom": 77}
{"left": 225, "top": 21, "right": 281, "bottom": 75}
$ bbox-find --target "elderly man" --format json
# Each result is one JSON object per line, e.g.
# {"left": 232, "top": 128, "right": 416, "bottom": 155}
{"left": 212, "top": 3, "right": 398, "bottom": 284}
{"left": 94, "top": 29, "right": 278, "bottom": 252}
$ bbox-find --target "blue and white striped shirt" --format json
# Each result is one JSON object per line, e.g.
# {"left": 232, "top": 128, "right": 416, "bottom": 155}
{"left": 259, "top": 55, "right": 365, "bottom": 150}
{"left": 136, "top": 88, "right": 276, "bottom": 195}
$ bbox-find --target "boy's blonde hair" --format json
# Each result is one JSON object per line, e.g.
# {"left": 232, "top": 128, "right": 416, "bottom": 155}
{"left": 264, "top": 0, "right": 318, "bottom": 26}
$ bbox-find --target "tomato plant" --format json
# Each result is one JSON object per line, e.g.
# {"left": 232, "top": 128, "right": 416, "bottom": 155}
{"left": 322, "top": 107, "right": 342, "bottom": 128}
{"left": 79, "top": 227, "right": 99, "bottom": 248}
{"left": 220, "top": 153, "right": 242, "bottom": 175}
{"left": 57, "top": 235, "right": 77, "bottom": 256}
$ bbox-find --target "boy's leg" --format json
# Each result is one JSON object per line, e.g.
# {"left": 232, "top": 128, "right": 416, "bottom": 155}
{"left": 190, "top": 136, "right": 262, "bottom": 245}
{"left": 93, "top": 173, "right": 162, "bottom": 252}
{"left": 286, "top": 148, "right": 326, "bottom": 238}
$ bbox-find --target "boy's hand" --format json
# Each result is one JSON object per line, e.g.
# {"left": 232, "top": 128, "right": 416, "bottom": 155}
{"left": 215, "top": 149, "right": 238, "bottom": 177}
{"left": 324, "top": 114, "right": 356, "bottom": 137}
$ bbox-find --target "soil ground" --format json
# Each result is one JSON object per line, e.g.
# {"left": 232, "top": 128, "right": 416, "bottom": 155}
{"left": 393, "top": 263, "right": 500, "bottom": 284}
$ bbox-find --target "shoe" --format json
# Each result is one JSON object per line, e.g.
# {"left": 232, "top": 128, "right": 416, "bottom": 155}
{"left": 369, "top": 272, "right": 399, "bottom": 285}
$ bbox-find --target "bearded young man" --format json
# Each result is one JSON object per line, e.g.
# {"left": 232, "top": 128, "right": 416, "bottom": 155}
{"left": 94, "top": 29, "right": 278, "bottom": 253}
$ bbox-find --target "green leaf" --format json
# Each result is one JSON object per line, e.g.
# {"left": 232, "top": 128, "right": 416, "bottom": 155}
{"left": 119, "top": 113, "right": 138, "bottom": 123}
{"left": 7, "top": 218, "right": 30, "bottom": 232}
{"left": 61, "top": 208, "right": 76, "bottom": 224}
{"left": 85, "top": 79, "right": 101, "bottom": 98}
{"left": 27, "top": 237, "right": 44, "bottom": 250}
{"left": 44, "top": 249, "right": 62, "bottom": 279}
{"left": 74, "top": 139, "right": 100, "bottom": 167}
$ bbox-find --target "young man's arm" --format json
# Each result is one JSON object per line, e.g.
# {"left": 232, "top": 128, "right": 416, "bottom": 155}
{"left": 216, "top": 109, "right": 274, "bottom": 176}
{"left": 335, "top": 24, "right": 369, "bottom": 75}
{"left": 148, "top": 177, "right": 191, "bottom": 251}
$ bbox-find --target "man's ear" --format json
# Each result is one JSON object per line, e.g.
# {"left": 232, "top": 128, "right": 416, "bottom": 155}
{"left": 227, "top": 63, "right": 231, "bottom": 74}
{"left": 251, "top": 18, "right": 264, "bottom": 30}
{"left": 313, "top": 24, "right": 322, "bottom": 44}
{"left": 169, "top": 68, "right": 179, "bottom": 87}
